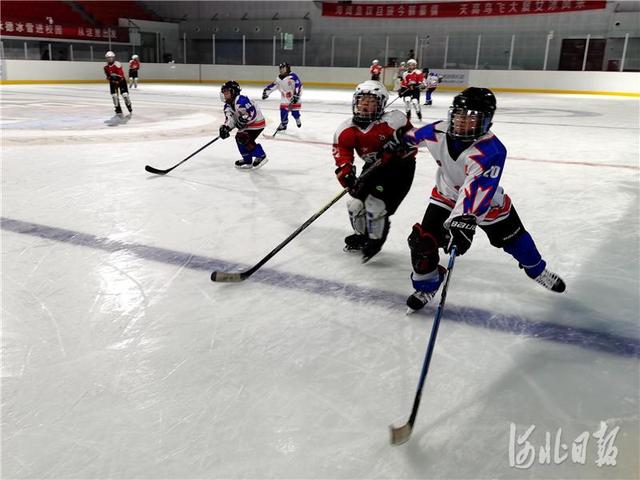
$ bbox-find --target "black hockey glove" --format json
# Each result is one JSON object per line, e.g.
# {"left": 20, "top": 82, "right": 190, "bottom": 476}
{"left": 383, "top": 126, "right": 415, "bottom": 157}
{"left": 335, "top": 163, "right": 356, "bottom": 190}
{"left": 219, "top": 125, "right": 231, "bottom": 139}
{"left": 398, "top": 86, "right": 408, "bottom": 97}
{"left": 262, "top": 89, "right": 269, "bottom": 100}
{"left": 291, "top": 94, "right": 300, "bottom": 104}
{"left": 446, "top": 215, "right": 476, "bottom": 256}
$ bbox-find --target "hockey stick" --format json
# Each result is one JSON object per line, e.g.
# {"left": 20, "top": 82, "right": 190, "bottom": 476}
{"left": 389, "top": 247, "right": 458, "bottom": 446}
{"left": 387, "top": 94, "right": 402, "bottom": 107}
{"left": 145, "top": 136, "right": 221, "bottom": 175}
{"left": 211, "top": 159, "right": 383, "bottom": 282}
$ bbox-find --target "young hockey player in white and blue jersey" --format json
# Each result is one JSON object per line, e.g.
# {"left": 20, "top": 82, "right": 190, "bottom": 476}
{"left": 218, "top": 80, "right": 268, "bottom": 169}
{"left": 262, "top": 62, "right": 303, "bottom": 133}
{"left": 385, "top": 87, "right": 566, "bottom": 311}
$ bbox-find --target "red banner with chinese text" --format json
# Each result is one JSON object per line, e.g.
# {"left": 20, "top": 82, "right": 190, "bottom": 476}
{"left": 322, "top": 1, "right": 606, "bottom": 19}
{"left": 0, "top": 19, "right": 129, "bottom": 42}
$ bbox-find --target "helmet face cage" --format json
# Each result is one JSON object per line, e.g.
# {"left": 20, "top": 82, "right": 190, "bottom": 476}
{"left": 447, "top": 108, "right": 491, "bottom": 140}
{"left": 105, "top": 51, "right": 115, "bottom": 63}
{"left": 220, "top": 81, "right": 241, "bottom": 102}
{"left": 447, "top": 87, "right": 496, "bottom": 140}
{"left": 352, "top": 87, "right": 388, "bottom": 127}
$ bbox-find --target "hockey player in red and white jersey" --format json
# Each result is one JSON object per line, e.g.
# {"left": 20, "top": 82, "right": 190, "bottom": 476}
{"left": 369, "top": 59, "right": 383, "bottom": 81}
{"left": 333, "top": 81, "right": 417, "bottom": 262}
{"left": 128, "top": 54, "right": 140, "bottom": 89}
{"left": 399, "top": 59, "right": 425, "bottom": 121}
{"left": 103, "top": 51, "right": 132, "bottom": 116}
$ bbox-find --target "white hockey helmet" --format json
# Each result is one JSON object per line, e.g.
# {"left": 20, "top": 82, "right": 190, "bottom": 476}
{"left": 400, "top": 61, "right": 406, "bottom": 66}
{"left": 132, "top": 54, "right": 139, "bottom": 60}
{"left": 105, "top": 51, "right": 116, "bottom": 59}
{"left": 407, "top": 58, "right": 417, "bottom": 66}
{"left": 372, "top": 59, "right": 379, "bottom": 65}
{"left": 352, "top": 80, "right": 389, "bottom": 127}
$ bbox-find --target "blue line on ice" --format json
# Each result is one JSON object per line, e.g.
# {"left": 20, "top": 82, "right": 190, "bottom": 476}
{"left": 2, "top": 216, "right": 638, "bottom": 359}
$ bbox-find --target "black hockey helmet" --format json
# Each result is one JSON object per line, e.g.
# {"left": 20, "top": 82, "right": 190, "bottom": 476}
{"left": 278, "top": 62, "right": 291, "bottom": 77}
{"left": 447, "top": 87, "right": 497, "bottom": 140}
{"left": 220, "top": 80, "right": 241, "bottom": 102}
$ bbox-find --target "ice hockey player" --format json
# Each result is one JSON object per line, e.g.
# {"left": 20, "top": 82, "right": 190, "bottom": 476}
{"left": 219, "top": 81, "right": 268, "bottom": 169}
{"left": 423, "top": 69, "right": 443, "bottom": 106}
{"left": 398, "top": 59, "right": 425, "bottom": 121}
{"left": 333, "top": 81, "right": 417, "bottom": 263}
{"left": 103, "top": 51, "right": 132, "bottom": 116}
{"left": 262, "top": 62, "right": 303, "bottom": 133}
{"left": 128, "top": 54, "right": 140, "bottom": 89}
{"left": 369, "top": 59, "right": 383, "bottom": 81}
{"left": 384, "top": 87, "right": 566, "bottom": 311}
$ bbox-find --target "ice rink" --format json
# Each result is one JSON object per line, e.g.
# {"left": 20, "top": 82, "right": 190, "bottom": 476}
{"left": 2, "top": 82, "right": 639, "bottom": 479}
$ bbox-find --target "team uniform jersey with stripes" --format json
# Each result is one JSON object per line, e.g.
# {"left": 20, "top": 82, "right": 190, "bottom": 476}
{"left": 264, "top": 73, "right": 303, "bottom": 109}
{"left": 223, "top": 95, "right": 266, "bottom": 131}
{"left": 406, "top": 120, "right": 511, "bottom": 227}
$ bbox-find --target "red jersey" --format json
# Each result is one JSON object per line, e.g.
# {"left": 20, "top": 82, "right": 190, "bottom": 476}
{"left": 401, "top": 69, "right": 424, "bottom": 87}
{"left": 333, "top": 110, "right": 411, "bottom": 169}
{"left": 104, "top": 61, "right": 125, "bottom": 80}
{"left": 369, "top": 64, "right": 383, "bottom": 76}
{"left": 129, "top": 59, "right": 140, "bottom": 71}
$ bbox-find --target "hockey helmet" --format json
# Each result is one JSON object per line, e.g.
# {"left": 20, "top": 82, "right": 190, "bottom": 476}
{"left": 220, "top": 80, "right": 241, "bottom": 102}
{"left": 447, "top": 87, "right": 497, "bottom": 140}
{"left": 352, "top": 80, "right": 389, "bottom": 128}
{"left": 132, "top": 54, "right": 139, "bottom": 60}
{"left": 279, "top": 61, "right": 291, "bottom": 73}
{"left": 105, "top": 51, "right": 116, "bottom": 62}
{"left": 372, "top": 59, "right": 379, "bottom": 65}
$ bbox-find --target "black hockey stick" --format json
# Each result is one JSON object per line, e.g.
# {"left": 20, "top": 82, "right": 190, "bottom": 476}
{"left": 390, "top": 247, "right": 458, "bottom": 445}
{"left": 145, "top": 136, "right": 221, "bottom": 175}
{"left": 211, "top": 188, "right": 347, "bottom": 282}
{"left": 211, "top": 159, "right": 383, "bottom": 282}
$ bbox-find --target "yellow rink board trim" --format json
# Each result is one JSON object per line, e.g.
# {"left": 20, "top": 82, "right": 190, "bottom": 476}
{"left": 1, "top": 78, "right": 638, "bottom": 97}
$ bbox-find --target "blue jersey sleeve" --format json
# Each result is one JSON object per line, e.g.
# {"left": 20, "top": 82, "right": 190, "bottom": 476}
{"left": 290, "top": 73, "right": 302, "bottom": 95}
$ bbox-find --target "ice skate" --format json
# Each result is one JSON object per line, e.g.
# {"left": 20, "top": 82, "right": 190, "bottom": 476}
{"left": 406, "top": 266, "right": 447, "bottom": 313}
{"left": 295, "top": 117, "right": 302, "bottom": 128}
{"left": 344, "top": 234, "right": 367, "bottom": 253}
{"left": 252, "top": 155, "right": 268, "bottom": 169}
{"left": 532, "top": 268, "right": 566, "bottom": 293}
{"left": 234, "top": 159, "right": 253, "bottom": 170}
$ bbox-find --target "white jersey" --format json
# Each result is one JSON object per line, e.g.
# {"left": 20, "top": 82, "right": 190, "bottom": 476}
{"left": 223, "top": 94, "right": 266, "bottom": 131}
{"left": 264, "top": 72, "right": 303, "bottom": 106}
{"left": 425, "top": 73, "right": 441, "bottom": 89}
{"left": 407, "top": 121, "right": 510, "bottom": 226}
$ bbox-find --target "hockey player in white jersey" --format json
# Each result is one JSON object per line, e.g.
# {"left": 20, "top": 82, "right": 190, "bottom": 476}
{"left": 218, "top": 81, "right": 268, "bottom": 169}
{"left": 423, "top": 69, "right": 443, "bottom": 106}
{"left": 386, "top": 87, "right": 566, "bottom": 311}
{"left": 262, "top": 62, "right": 303, "bottom": 133}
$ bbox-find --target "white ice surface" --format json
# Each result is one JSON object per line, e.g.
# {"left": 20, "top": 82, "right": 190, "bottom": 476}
{"left": 1, "top": 83, "right": 639, "bottom": 479}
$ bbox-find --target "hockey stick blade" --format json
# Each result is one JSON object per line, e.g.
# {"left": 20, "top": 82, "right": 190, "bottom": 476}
{"left": 389, "top": 423, "right": 413, "bottom": 446}
{"left": 210, "top": 271, "right": 246, "bottom": 282}
{"left": 145, "top": 165, "right": 170, "bottom": 175}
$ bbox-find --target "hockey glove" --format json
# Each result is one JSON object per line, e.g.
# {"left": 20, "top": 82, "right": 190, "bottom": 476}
{"left": 291, "top": 94, "right": 300, "bottom": 105}
{"left": 446, "top": 214, "right": 476, "bottom": 256}
{"left": 335, "top": 163, "right": 356, "bottom": 190}
{"left": 219, "top": 125, "right": 231, "bottom": 139}
{"left": 398, "top": 86, "right": 408, "bottom": 97}
{"left": 383, "top": 126, "right": 415, "bottom": 158}
{"left": 262, "top": 89, "right": 269, "bottom": 100}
